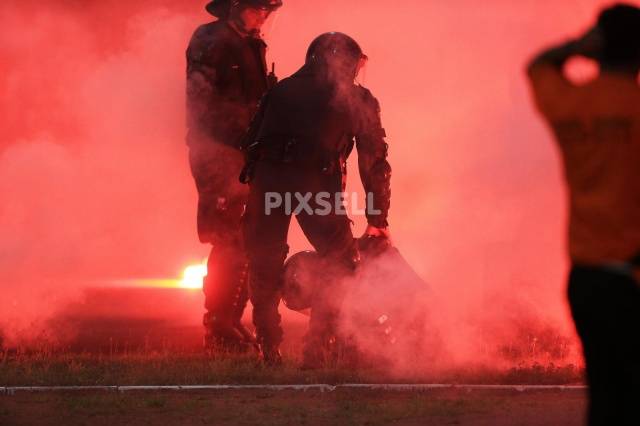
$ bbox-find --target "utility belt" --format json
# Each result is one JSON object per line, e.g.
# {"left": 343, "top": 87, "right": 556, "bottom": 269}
{"left": 240, "top": 136, "right": 347, "bottom": 184}
{"left": 258, "top": 136, "right": 346, "bottom": 175}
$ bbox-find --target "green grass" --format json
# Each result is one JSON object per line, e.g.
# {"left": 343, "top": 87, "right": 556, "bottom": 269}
{"left": 0, "top": 349, "right": 584, "bottom": 387}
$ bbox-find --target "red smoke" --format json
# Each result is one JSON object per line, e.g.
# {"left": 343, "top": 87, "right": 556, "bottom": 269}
{"left": 1, "top": 0, "right": 623, "bottom": 367}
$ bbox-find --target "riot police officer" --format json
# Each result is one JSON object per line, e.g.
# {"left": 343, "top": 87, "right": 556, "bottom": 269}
{"left": 186, "top": 0, "right": 283, "bottom": 351}
{"left": 241, "top": 32, "right": 392, "bottom": 365}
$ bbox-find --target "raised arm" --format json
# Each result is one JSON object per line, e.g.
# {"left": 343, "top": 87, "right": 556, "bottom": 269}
{"left": 526, "top": 29, "right": 602, "bottom": 115}
{"left": 527, "top": 28, "right": 602, "bottom": 77}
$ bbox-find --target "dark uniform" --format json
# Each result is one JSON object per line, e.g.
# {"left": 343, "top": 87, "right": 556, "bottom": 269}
{"left": 186, "top": 14, "right": 272, "bottom": 348}
{"left": 241, "top": 33, "right": 392, "bottom": 363}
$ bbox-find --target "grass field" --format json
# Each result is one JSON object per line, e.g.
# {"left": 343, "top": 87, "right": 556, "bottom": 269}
{"left": 0, "top": 292, "right": 587, "bottom": 425}
{"left": 0, "top": 350, "right": 584, "bottom": 387}
{"left": 0, "top": 288, "right": 587, "bottom": 426}
{"left": 0, "top": 349, "right": 587, "bottom": 426}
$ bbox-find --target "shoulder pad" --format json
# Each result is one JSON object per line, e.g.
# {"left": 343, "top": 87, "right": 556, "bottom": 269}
{"left": 188, "top": 22, "right": 232, "bottom": 62}
{"left": 191, "top": 22, "right": 231, "bottom": 47}
{"left": 355, "top": 85, "right": 381, "bottom": 111}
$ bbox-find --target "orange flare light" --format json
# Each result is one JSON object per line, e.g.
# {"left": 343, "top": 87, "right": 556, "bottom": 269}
{"left": 180, "top": 264, "right": 208, "bottom": 289}
{"left": 114, "top": 261, "right": 208, "bottom": 290}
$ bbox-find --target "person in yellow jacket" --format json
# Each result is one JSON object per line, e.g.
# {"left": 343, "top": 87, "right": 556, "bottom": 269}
{"left": 527, "top": 4, "right": 640, "bottom": 425}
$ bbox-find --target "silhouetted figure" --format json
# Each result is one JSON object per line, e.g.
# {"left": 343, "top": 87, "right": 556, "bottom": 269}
{"left": 528, "top": 4, "right": 640, "bottom": 425}
{"left": 186, "top": 0, "right": 282, "bottom": 352}
{"left": 240, "top": 33, "right": 392, "bottom": 366}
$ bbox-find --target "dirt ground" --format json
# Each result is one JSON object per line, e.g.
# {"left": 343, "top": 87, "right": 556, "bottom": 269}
{"left": 0, "top": 388, "right": 586, "bottom": 426}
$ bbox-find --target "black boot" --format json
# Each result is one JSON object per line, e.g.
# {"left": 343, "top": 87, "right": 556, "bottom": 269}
{"left": 252, "top": 303, "right": 284, "bottom": 365}
{"left": 231, "top": 264, "right": 259, "bottom": 352}
{"left": 259, "top": 342, "right": 283, "bottom": 366}
{"left": 203, "top": 312, "right": 253, "bottom": 353}
{"left": 302, "top": 298, "right": 342, "bottom": 370}
{"left": 233, "top": 322, "right": 259, "bottom": 352}
{"left": 202, "top": 256, "right": 256, "bottom": 353}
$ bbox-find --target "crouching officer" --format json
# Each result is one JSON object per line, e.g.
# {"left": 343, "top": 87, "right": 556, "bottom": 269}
{"left": 186, "top": 0, "right": 283, "bottom": 351}
{"left": 240, "top": 32, "right": 392, "bottom": 366}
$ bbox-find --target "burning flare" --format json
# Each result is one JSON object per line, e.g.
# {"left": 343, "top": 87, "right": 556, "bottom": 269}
{"left": 180, "top": 263, "right": 207, "bottom": 289}
{"left": 113, "top": 261, "right": 207, "bottom": 289}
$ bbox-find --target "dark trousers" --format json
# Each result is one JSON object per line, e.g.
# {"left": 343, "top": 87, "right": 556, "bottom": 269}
{"left": 243, "top": 162, "right": 357, "bottom": 347}
{"left": 189, "top": 143, "right": 249, "bottom": 327}
{"left": 568, "top": 265, "right": 640, "bottom": 426}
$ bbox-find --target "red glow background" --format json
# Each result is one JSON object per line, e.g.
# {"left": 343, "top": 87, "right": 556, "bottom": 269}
{"left": 0, "top": 0, "right": 628, "bottom": 364}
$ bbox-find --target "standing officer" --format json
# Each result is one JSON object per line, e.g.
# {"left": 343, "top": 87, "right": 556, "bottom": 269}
{"left": 186, "top": 0, "right": 283, "bottom": 351}
{"left": 528, "top": 4, "right": 640, "bottom": 425}
{"left": 241, "top": 32, "right": 392, "bottom": 365}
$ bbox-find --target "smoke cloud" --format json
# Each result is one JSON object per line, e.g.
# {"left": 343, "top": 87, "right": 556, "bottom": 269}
{"left": 0, "top": 0, "right": 619, "bottom": 368}
{"left": 0, "top": 0, "right": 203, "bottom": 344}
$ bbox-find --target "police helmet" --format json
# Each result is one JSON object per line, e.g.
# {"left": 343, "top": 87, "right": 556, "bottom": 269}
{"left": 282, "top": 251, "right": 324, "bottom": 312}
{"left": 306, "top": 32, "right": 367, "bottom": 71}
{"left": 206, "top": 0, "right": 283, "bottom": 17}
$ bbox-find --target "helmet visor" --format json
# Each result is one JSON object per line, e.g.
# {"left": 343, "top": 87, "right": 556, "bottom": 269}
{"left": 355, "top": 54, "right": 369, "bottom": 82}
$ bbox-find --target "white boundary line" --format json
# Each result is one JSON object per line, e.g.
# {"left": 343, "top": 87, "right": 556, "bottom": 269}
{"left": 0, "top": 384, "right": 586, "bottom": 395}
